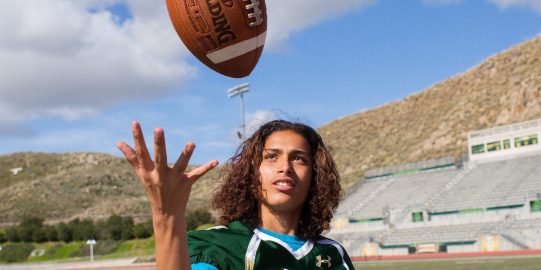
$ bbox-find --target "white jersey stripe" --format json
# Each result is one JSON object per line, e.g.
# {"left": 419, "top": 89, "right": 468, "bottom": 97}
{"left": 245, "top": 234, "right": 261, "bottom": 270}
{"left": 206, "top": 31, "right": 267, "bottom": 64}
{"left": 253, "top": 229, "right": 315, "bottom": 260}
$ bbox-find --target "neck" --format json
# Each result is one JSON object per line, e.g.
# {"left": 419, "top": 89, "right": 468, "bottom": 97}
{"left": 259, "top": 204, "right": 302, "bottom": 235}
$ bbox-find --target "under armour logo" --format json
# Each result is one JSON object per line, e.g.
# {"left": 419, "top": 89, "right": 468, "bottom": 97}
{"left": 316, "top": 255, "right": 332, "bottom": 268}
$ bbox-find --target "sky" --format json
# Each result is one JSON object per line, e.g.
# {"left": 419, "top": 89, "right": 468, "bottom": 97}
{"left": 1, "top": 0, "right": 541, "bottom": 165}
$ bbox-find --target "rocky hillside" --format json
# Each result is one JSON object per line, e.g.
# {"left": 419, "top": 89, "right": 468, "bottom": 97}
{"left": 319, "top": 35, "right": 541, "bottom": 187}
{"left": 0, "top": 152, "right": 221, "bottom": 225}
{"left": 1, "top": 35, "right": 540, "bottom": 224}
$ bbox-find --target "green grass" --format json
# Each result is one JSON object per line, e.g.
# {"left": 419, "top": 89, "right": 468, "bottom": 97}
{"left": 26, "top": 242, "right": 61, "bottom": 262}
{"left": 103, "top": 239, "right": 155, "bottom": 259}
{"left": 114, "top": 241, "right": 135, "bottom": 254}
{"left": 353, "top": 256, "right": 541, "bottom": 270}
{"left": 51, "top": 242, "right": 84, "bottom": 260}
{"left": 1, "top": 238, "right": 156, "bottom": 264}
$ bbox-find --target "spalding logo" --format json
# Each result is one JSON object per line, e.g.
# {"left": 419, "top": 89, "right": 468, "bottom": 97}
{"left": 205, "top": 0, "right": 237, "bottom": 45}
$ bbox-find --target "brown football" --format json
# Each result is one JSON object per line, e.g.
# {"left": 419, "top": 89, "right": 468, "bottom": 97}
{"left": 166, "top": 0, "right": 267, "bottom": 78}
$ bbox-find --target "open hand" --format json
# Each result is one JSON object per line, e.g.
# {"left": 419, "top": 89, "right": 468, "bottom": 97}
{"left": 116, "top": 121, "right": 218, "bottom": 217}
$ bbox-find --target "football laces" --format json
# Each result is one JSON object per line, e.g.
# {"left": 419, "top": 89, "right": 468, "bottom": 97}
{"left": 243, "top": 0, "right": 264, "bottom": 27}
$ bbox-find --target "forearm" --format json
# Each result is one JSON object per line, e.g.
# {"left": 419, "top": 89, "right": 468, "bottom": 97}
{"left": 153, "top": 214, "right": 191, "bottom": 270}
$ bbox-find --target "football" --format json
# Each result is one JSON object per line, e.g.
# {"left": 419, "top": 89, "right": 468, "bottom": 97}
{"left": 166, "top": 0, "right": 267, "bottom": 78}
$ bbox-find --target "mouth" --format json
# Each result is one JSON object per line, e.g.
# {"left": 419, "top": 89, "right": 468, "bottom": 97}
{"left": 273, "top": 178, "right": 296, "bottom": 191}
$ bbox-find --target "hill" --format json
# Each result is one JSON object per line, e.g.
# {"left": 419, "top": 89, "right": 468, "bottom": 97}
{"left": 319, "top": 34, "right": 541, "bottom": 187}
{"left": 0, "top": 152, "right": 221, "bottom": 225}
{"left": 1, "top": 35, "right": 541, "bottom": 224}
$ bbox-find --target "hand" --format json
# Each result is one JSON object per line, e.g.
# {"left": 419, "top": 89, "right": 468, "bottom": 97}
{"left": 116, "top": 121, "right": 218, "bottom": 218}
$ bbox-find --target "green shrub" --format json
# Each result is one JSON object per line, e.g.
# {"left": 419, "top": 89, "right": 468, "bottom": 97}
{"left": 31, "top": 229, "right": 47, "bottom": 243}
{"left": 133, "top": 222, "right": 152, "bottom": 239}
{"left": 69, "top": 218, "right": 96, "bottom": 241}
{"left": 5, "top": 227, "right": 19, "bottom": 242}
{"left": 187, "top": 209, "right": 212, "bottom": 231}
{"left": 0, "top": 230, "right": 6, "bottom": 243}
{"left": 18, "top": 216, "right": 44, "bottom": 243}
{"left": 104, "top": 215, "right": 134, "bottom": 240}
{"left": 0, "top": 243, "right": 35, "bottom": 263}
{"left": 43, "top": 225, "right": 58, "bottom": 242}
{"left": 56, "top": 222, "right": 73, "bottom": 243}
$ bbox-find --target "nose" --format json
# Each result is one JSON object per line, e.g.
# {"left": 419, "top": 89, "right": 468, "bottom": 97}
{"left": 277, "top": 157, "right": 293, "bottom": 175}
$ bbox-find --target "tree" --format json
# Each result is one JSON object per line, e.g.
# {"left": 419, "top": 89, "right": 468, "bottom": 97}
{"left": 186, "top": 209, "right": 213, "bottom": 231}
{"left": 42, "top": 225, "right": 58, "bottom": 242}
{"left": 104, "top": 215, "right": 134, "bottom": 240}
{"left": 69, "top": 218, "right": 96, "bottom": 241}
{"left": 133, "top": 220, "right": 152, "bottom": 239}
{"left": 105, "top": 215, "right": 123, "bottom": 240}
{"left": 0, "top": 230, "right": 7, "bottom": 243}
{"left": 31, "top": 228, "right": 47, "bottom": 243}
{"left": 56, "top": 222, "right": 73, "bottom": 242}
{"left": 18, "top": 216, "right": 44, "bottom": 243}
{"left": 5, "top": 227, "right": 19, "bottom": 242}
{"left": 120, "top": 216, "right": 134, "bottom": 240}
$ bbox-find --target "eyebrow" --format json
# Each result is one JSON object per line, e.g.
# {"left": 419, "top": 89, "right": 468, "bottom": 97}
{"left": 263, "top": 148, "right": 311, "bottom": 156}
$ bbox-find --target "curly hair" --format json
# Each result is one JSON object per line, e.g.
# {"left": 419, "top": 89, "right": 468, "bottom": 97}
{"left": 211, "top": 120, "right": 342, "bottom": 239}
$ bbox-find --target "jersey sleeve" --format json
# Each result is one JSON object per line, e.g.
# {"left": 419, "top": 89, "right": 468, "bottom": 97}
{"left": 187, "top": 228, "right": 248, "bottom": 269}
{"left": 188, "top": 232, "right": 221, "bottom": 266}
{"left": 191, "top": 263, "right": 219, "bottom": 270}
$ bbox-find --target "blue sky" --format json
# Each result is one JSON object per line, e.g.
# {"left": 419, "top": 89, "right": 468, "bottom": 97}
{"left": 1, "top": 0, "right": 540, "bottom": 165}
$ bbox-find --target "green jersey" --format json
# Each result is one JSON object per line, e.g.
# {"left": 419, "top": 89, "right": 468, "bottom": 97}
{"left": 188, "top": 221, "right": 355, "bottom": 270}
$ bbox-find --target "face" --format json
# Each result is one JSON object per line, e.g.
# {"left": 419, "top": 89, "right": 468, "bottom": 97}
{"left": 258, "top": 130, "right": 313, "bottom": 214}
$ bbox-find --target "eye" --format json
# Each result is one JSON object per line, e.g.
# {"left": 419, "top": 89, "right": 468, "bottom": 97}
{"left": 264, "top": 153, "right": 277, "bottom": 160}
{"left": 293, "top": 155, "right": 308, "bottom": 163}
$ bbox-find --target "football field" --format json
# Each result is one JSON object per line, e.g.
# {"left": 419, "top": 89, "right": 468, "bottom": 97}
{"left": 353, "top": 256, "right": 541, "bottom": 270}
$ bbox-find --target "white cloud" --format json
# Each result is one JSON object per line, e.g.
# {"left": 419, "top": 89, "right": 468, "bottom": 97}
{"left": 487, "top": 0, "right": 541, "bottom": 13}
{"left": 0, "top": 0, "right": 194, "bottom": 136}
{"left": 0, "top": 0, "right": 375, "bottom": 138}
{"left": 265, "top": 0, "right": 376, "bottom": 50}
{"left": 229, "top": 110, "right": 278, "bottom": 141}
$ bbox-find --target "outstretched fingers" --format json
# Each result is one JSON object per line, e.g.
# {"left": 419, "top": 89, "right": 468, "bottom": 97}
{"left": 173, "top": 142, "right": 195, "bottom": 173}
{"left": 153, "top": 128, "right": 168, "bottom": 173}
{"left": 131, "top": 121, "right": 154, "bottom": 170}
{"left": 187, "top": 160, "right": 219, "bottom": 183}
{"left": 116, "top": 141, "right": 139, "bottom": 168}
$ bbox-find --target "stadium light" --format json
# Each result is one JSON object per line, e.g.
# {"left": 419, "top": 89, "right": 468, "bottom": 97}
{"left": 227, "top": 83, "right": 250, "bottom": 139}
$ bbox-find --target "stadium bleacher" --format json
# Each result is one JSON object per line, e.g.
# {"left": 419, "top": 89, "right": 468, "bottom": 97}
{"left": 346, "top": 167, "right": 460, "bottom": 220}
{"left": 329, "top": 119, "right": 541, "bottom": 257}
{"left": 430, "top": 154, "right": 541, "bottom": 212}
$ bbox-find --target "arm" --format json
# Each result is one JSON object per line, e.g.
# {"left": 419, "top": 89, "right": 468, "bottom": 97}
{"left": 117, "top": 121, "right": 218, "bottom": 270}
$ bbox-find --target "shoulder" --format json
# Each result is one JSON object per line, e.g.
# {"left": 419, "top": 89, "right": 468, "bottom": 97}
{"left": 188, "top": 221, "right": 252, "bottom": 242}
{"left": 313, "top": 236, "right": 355, "bottom": 269}
{"left": 188, "top": 221, "right": 254, "bottom": 269}
{"left": 314, "top": 237, "right": 346, "bottom": 253}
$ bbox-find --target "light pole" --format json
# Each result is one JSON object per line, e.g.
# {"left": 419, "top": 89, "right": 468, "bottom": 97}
{"left": 227, "top": 83, "right": 250, "bottom": 139}
{"left": 86, "top": 239, "right": 97, "bottom": 262}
